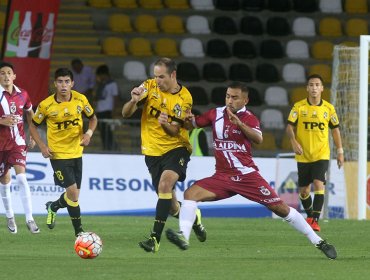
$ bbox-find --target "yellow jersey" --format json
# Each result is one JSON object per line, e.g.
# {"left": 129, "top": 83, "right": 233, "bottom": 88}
{"left": 138, "top": 79, "right": 192, "bottom": 156}
{"left": 287, "top": 98, "right": 339, "bottom": 162}
{"left": 32, "top": 90, "right": 95, "bottom": 159}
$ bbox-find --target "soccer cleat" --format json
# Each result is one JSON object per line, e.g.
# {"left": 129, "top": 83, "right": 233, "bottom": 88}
{"left": 75, "top": 227, "right": 85, "bottom": 237}
{"left": 139, "top": 236, "right": 160, "bottom": 253}
{"left": 7, "top": 217, "right": 17, "bottom": 234}
{"left": 166, "top": 229, "right": 189, "bottom": 250}
{"left": 193, "top": 208, "right": 207, "bottom": 242}
{"left": 316, "top": 240, "right": 337, "bottom": 260}
{"left": 306, "top": 217, "right": 321, "bottom": 232}
{"left": 45, "top": 201, "right": 56, "bottom": 229}
{"left": 26, "top": 220, "right": 40, "bottom": 234}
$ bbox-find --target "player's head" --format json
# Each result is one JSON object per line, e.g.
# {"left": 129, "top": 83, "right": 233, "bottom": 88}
{"left": 0, "top": 61, "right": 16, "bottom": 89}
{"left": 54, "top": 68, "right": 74, "bottom": 96}
{"left": 225, "top": 82, "right": 249, "bottom": 113}
{"left": 306, "top": 74, "right": 324, "bottom": 98}
{"left": 153, "top": 57, "right": 178, "bottom": 92}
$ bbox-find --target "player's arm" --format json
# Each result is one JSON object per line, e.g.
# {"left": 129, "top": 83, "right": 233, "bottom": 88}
{"left": 332, "top": 127, "right": 344, "bottom": 168}
{"left": 158, "top": 112, "right": 181, "bottom": 136}
{"left": 122, "top": 86, "right": 144, "bottom": 118}
{"left": 286, "top": 123, "right": 303, "bottom": 155}
{"left": 24, "top": 108, "right": 36, "bottom": 149}
{"left": 29, "top": 120, "right": 53, "bottom": 158}
{"left": 80, "top": 114, "right": 98, "bottom": 146}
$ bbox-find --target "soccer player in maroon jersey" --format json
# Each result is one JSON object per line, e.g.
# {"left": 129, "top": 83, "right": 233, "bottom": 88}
{"left": 166, "top": 82, "right": 337, "bottom": 259}
{"left": 0, "top": 62, "right": 39, "bottom": 234}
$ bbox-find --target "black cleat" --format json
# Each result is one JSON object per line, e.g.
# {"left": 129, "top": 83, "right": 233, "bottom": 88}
{"left": 193, "top": 208, "right": 207, "bottom": 242}
{"left": 316, "top": 240, "right": 337, "bottom": 260}
{"left": 166, "top": 228, "right": 189, "bottom": 250}
{"left": 139, "top": 236, "right": 160, "bottom": 253}
{"left": 45, "top": 201, "right": 56, "bottom": 229}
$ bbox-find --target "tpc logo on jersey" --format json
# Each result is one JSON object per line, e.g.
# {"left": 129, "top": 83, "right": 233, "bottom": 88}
{"left": 10, "top": 102, "right": 16, "bottom": 114}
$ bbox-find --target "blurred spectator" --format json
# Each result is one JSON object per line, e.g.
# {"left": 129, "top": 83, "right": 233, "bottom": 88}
{"left": 71, "top": 58, "right": 95, "bottom": 104}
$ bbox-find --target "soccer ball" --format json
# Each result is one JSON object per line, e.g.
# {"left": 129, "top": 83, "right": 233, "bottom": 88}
{"left": 74, "top": 232, "right": 103, "bottom": 259}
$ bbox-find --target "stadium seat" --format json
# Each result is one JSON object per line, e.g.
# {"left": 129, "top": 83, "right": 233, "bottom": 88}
{"left": 206, "top": 39, "right": 231, "bottom": 58}
{"left": 345, "top": 18, "right": 369, "bottom": 37}
{"left": 229, "top": 63, "right": 253, "bottom": 82}
{"left": 309, "top": 64, "right": 332, "bottom": 83}
{"left": 322, "top": 88, "right": 331, "bottom": 102}
{"left": 253, "top": 132, "right": 277, "bottom": 151}
{"left": 203, "top": 63, "right": 227, "bottom": 82}
{"left": 282, "top": 63, "right": 306, "bottom": 83}
{"left": 214, "top": 0, "right": 240, "bottom": 11}
{"left": 344, "top": 0, "right": 368, "bottom": 13}
{"left": 292, "top": 17, "right": 316, "bottom": 36}
{"left": 339, "top": 40, "right": 358, "bottom": 47}
{"left": 266, "top": 16, "right": 290, "bottom": 36}
{"left": 154, "top": 38, "right": 179, "bottom": 57}
{"left": 241, "top": 0, "right": 265, "bottom": 11}
{"left": 319, "top": 17, "right": 343, "bottom": 37}
{"left": 311, "top": 40, "right": 334, "bottom": 60}
{"left": 88, "top": 0, "right": 111, "bottom": 8}
{"left": 292, "top": 0, "right": 318, "bottom": 12}
{"left": 160, "top": 15, "right": 185, "bottom": 34}
{"left": 190, "top": 0, "right": 215, "bottom": 10}
{"left": 164, "top": 0, "right": 190, "bottom": 9}
{"left": 0, "top": 11, "right": 5, "bottom": 29}
{"left": 177, "top": 62, "right": 201, "bottom": 82}
{"left": 256, "top": 63, "right": 280, "bottom": 83}
{"left": 212, "top": 16, "right": 238, "bottom": 35}
{"left": 290, "top": 87, "right": 307, "bottom": 105}
{"left": 128, "top": 38, "right": 153, "bottom": 56}
{"left": 180, "top": 38, "right": 204, "bottom": 57}
{"left": 102, "top": 37, "right": 127, "bottom": 56}
{"left": 139, "top": 0, "right": 163, "bottom": 9}
{"left": 123, "top": 61, "right": 147, "bottom": 81}
{"left": 240, "top": 16, "right": 264, "bottom": 35}
{"left": 211, "top": 87, "right": 227, "bottom": 105}
{"left": 264, "top": 86, "right": 289, "bottom": 106}
{"left": 280, "top": 134, "right": 292, "bottom": 150}
{"left": 188, "top": 86, "right": 209, "bottom": 105}
{"left": 247, "top": 87, "right": 263, "bottom": 106}
{"left": 186, "top": 15, "right": 211, "bottom": 34}
{"left": 112, "top": 0, "right": 138, "bottom": 8}
{"left": 286, "top": 40, "right": 309, "bottom": 59}
{"left": 108, "top": 14, "right": 133, "bottom": 33}
{"left": 260, "top": 108, "right": 285, "bottom": 129}
{"left": 134, "top": 15, "right": 159, "bottom": 33}
{"left": 266, "top": 0, "right": 291, "bottom": 12}
{"left": 232, "top": 40, "right": 257, "bottom": 59}
{"left": 319, "top": 0, "right": 342, "bottom": 13}
{"left": 259, "top": 39, "right": 284, "bottom": 59}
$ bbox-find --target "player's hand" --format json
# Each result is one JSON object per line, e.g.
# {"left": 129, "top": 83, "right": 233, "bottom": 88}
{"left": 1, "top": 114, "right": 18, "bottom": 127}
{"left": 130, "top": 86, "right": 144, "bottom": 103}
{"left": 40, "top": 145, "right": 53, "bottom": 158}
{"left": 337, "top": 153, "right": 344, "bottom": 169}
{"left": 226, "top": 107, "right": 240, "bottom": 126}
{"left": 27, "top": 136, "right": 36, "bottom": 149}
{"left": 80, "top": 133, "right": 91, "bottom": 146}
{"left": 158, "top": 111, "right": 169, "bottom": 125}
{"left": 292, "top": 141, "right": 303, "bottom": 155}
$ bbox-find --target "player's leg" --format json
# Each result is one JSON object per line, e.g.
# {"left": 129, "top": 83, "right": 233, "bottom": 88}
{"left": 297, "top": 162, "right": 314, "bottom": 220}
{"left": 0, "top": 165, "right": 17, "bottom": 234}
{"left": 65, "top": 184, "right": 83, "bottom": 236}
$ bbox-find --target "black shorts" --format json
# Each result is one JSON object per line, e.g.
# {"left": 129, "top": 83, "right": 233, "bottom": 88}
{"left": 50, "top": 157, "right": 83, "bottom": 189}
{"left": 297, "top": 160, "right": 329, "bottom": 187}
{"left": 145, "top": 147, "right": 190, "bottom": 192}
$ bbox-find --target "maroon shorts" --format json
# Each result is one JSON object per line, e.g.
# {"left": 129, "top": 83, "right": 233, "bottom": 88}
{"left": 0, "top": 146, "right": 27, "bottom": 177}
{"left": 195, "top": 171, "right": 282, "bottom": 206}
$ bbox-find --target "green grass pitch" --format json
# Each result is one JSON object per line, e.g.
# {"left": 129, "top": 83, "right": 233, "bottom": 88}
{"left": 0, "top": 215, "right": 369, "bottom": 280}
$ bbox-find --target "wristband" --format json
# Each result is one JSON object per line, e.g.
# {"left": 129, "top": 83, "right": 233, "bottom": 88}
{"left": 85, "top": 129, "right": 93, "bottom": 137}
{"left": 337, "top": 148, "right": 344, "bottom": 154}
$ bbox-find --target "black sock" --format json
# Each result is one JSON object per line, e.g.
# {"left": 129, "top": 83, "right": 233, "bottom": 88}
{"left": 51, "top": 192, "right": 67, "bottom": 212}
{"left": 152, "top": 198, "right": 172, "bottom": 242}
{"left": 313, "top": 193, "right": 324, "bottom": 221}
{"left": 67, "top": 203, "right": 83, "bottom": 235}
{"left": 299, "top": 193, "right": 313, "bottom": 218}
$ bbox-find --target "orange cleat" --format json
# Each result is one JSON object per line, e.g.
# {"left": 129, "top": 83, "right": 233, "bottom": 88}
{"left": 306, "top": 217, "right": 321, "bottom": 232}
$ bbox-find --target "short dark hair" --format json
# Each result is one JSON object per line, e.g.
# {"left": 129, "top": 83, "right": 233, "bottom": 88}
{"left": 154, "top": 57, "right": 177, "bottom": 74}
{"left": 96, "top": 64, "right": 110, "bottom": 76}
{"left": 0, "top": 61, "right": 14, "bottom": 70}
{"left": 228, "top": 81, "right": 249, "bottom": 97}
{"left": 54, "top": 68, "right": 74, "bottom": 81}
{"left": 307, "top": 74, "right": 324, "bottom": 84}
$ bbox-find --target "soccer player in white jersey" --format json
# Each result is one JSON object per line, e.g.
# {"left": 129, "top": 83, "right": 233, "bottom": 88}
{"left": 0, "top": 62, "right": 39, "bottom": 234}
{"left": 166, "top": 82, "right": 337, "bottom": 259}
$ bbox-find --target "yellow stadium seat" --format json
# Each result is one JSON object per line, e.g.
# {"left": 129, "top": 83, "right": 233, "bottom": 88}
{"left": 160, "top": 15, "right": 185, "bottom": 34}
{"left": 253, "top": 132, "right": 277, "bottom": 151}
{"left": 280, "top": 134, "right": 292, "bottom": 151}
{"left": 134, "top": 15, "right": 159, "bottom": 33}
{"left": 309, "top": 64, "right": 332, "bottom": 84}
{"left": 139, "top": 0, "right": 164, "bottom": 9}
{"left": 345, "top": 18, "right": 369, "bottom": 37}
{"left": 154, "top": 38, "right": 179, "bottom": 57}
{"left": 102, "top": 37, "right": 127, "bottom": 56}
{"left": 0, "top": 11, "right": 5, "bottom": 30}
{"left": 344, "top": 0, "right": 368, "bottom": 13}
{"left": 112, "top": 0, "right": 138, "bottom": 8}
{"left": 164, "top": 0, "right": 190, "bottom": 9}
{"left": 128, "top": 38, "right": 153, "bottom": 57}
{"left": 322, "top": 88, "right": 331, "bottom": 102}
{"left": 88, "top": 0, "right": 111, "bottom": 8}
{"left": 340, "top": 41, "right": 359, "bottom": 47}
{"left": 108, "top": 14, "right": 133, "bottom": 33}
{"left": 311, "top": 40, "right": 334, "bottom": 60}
{"left": 290, "top": 87, "right": 307, "bottom": 105}
{"left": 319, "top": 17, "right": 342, "bottom": 37}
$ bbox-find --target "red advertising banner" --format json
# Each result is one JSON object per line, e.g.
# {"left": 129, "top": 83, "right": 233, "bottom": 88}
{"left": 2, "top": 0, "right": 60, "bottom": 106}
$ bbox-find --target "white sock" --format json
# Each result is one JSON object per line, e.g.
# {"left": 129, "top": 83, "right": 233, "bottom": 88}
{"left": 179, "top": 200, "right": 198, "bottom": 241}
{"left": 16, "top": 173, "right": 33, "bottom": 221}
{"left": 284, "top": 207, "right": 322, "bottom": 245}
{"left": 0, "top": 182, "right": 14, "bottom": 218}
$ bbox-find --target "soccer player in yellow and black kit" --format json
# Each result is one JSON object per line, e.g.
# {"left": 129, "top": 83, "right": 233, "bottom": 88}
{"left": 286, "top": 74, "right": 344, "bottom": 232}
{"left": 29, "top": 68, "right": 97, "bottom": 236}
{"left": 122, "top": 57, "right": 206, "bottom": 253}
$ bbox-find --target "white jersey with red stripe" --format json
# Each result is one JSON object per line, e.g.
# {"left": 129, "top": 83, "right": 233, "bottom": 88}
{"left": 195, "top": 106, "right": 262, "bottom": 176}
{"left": 0, "top": 85, "right": 32, "bottom": 151}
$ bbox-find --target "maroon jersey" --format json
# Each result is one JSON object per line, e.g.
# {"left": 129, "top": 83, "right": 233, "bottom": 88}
{"left": 195, "top": 106, "right": 262, "bottom": 176}
{"left": 0, "top": 85, "right": 32, "bottom": 151}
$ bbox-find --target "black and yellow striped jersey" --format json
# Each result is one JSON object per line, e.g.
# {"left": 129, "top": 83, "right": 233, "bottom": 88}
{"left": 32, "top": 90, "right": 94, "bottom": 159}
{"left": 138, "top": 79, "right": 192, "bottom": 156}
{"left": 287, "top": 98, "right": 339, "bottom": 162}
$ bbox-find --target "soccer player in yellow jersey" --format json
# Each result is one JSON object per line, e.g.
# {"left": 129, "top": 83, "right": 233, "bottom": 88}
{"left": 286, "top": 74, "right": 344, "bottom": 232}
{"left": 122, "top": 57, "right": 206, "bottom": 253}
{"left": 29, "top": 68, "right": 97, "bottom": 236}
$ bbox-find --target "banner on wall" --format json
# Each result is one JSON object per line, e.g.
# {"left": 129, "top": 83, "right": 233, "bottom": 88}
{"left": 1, "top": 0, "right": 60, "bottom": 105}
